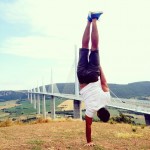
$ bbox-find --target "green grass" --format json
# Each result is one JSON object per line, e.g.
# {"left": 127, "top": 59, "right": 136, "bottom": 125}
{"left": 28, "top": 139, "right": 44, "bottom": 150}
{"left": 0, "top": 98, "right": 65, "bottom": 120}
{"left": 2, "top": 100, "right": 36, "bottom": 117}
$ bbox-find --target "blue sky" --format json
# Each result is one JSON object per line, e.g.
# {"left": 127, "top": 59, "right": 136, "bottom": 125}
{"left": 0, "top": 0, "right": 150, "bottom": 90}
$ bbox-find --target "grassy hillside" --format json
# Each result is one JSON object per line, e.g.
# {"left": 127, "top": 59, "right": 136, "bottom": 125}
{"left": 47, "top": 81, "right": 150, "bottom": 98}
{"left": 109, "top": 81, "right": 150, "bottom": 98}
{"left": 0, "top": 119, "right": 150, "bottom": 150}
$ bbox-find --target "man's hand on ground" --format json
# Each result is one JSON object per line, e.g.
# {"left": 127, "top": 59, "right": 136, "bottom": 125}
{"left": 84, "top": 142, "right": 95, "bottom": 147}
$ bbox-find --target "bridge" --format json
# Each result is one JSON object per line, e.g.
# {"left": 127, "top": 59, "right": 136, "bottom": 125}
{"left": 28, "top": 86, "right": 150, "bottom": 125}
{"left": 27, "top": 46, "right": 150, "bottom": 125}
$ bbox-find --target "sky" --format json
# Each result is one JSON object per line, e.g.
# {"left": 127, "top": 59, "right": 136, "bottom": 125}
{"left": 0, "top": 0, "right": 150, "bottom": 91}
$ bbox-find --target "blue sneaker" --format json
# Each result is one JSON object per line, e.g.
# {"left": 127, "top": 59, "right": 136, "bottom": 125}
{"left": 87, "top": 12, "right": 92, "bottom": 22}
{"left": 91, "top": 11, "right": 103, "bottom": 20}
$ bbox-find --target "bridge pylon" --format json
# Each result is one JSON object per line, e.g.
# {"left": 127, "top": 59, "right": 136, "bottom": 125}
{"left": 144, "top": 114, "right": 150, "bottom": 125}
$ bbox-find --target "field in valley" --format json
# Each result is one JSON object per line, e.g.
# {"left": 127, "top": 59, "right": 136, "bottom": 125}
{"left": 0, "top": 99, "right": 146, "bottom": 125}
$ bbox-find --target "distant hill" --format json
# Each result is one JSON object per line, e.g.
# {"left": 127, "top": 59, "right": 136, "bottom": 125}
{"left": 0, "top": 81, "right": 150, "bottom": 101}
{"left": 0, "top": 91, "right": 27, "bottom": 102}
{"left": 108, "top": 81, "right": 150, "bottom": 99}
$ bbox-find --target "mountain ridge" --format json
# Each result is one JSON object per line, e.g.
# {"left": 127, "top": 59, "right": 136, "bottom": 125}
{"left": 0, "top": 81, "right": 150, "bottom": 101}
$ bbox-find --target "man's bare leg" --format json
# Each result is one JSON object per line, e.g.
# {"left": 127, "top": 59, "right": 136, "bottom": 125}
{"left": 82, "top": 21, "right": 91, "bottom": 49}
{"left": 90, "top": 18, "right": 109, "bottom": 92}
{"left": 91, "top": 19, "right": 99, "bottom": 50}
{"left": 79, "top": 21, "right": 91, "bottom": 90}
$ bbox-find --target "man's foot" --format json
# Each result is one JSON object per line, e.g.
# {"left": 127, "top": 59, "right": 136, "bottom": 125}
{"left": 91, "top": 11, "right": 103, "bottom": 20}
{"left": 87, "top": 12, "right": 92, "bottom": 22}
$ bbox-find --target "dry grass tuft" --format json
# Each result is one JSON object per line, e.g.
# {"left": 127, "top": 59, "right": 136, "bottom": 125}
{"left": 32, "top": 117, "right": 52, "bottom": 124}
{"left": 116, "top": 132, "right": 143, "bottom": 139}
{"left": 14, "top": 120, "right": 24, "bottom": 125}
{"left": 0, "top": 118, "right": 13, "bottom": 127}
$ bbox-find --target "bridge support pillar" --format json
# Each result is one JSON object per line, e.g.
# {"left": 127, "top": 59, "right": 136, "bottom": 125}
{"left": 51, "top": 96, "right": 55, "bottom": 119}
{"left": 42, "top": 94, "right": 46, "bottom": 119}
{"left": 28, "top": 92, "right": 29, "bottom": 101}
{"left": 30, "top": 93, "right": 33, "bottom": 104}
{"left": 73, "top": 100, "right": 82, "bottom": 119}
{"left": 144, "top": 114, "right": 150, "bottom": 125}
{"left": 37, "top": 94, "right": 40, "bottom": 114}
{"left": 33, "top": 93, "right": 36, "bottom": 109}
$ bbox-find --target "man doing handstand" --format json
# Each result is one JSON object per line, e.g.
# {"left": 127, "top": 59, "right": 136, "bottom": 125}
{"left": 77, "top": 11, "right": 111, "bottom": 146}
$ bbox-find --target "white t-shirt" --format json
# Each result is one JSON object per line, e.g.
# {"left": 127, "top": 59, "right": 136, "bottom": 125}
{"left": 80, "top": 80, "right": 111, "bottom": 118}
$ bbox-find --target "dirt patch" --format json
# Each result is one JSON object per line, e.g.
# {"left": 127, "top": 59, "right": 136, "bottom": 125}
{"left": 0, "top": 104, "right": 21, "bottom": 110}
{"left": 0, "top": 100, "right": 21, "bottom": 110}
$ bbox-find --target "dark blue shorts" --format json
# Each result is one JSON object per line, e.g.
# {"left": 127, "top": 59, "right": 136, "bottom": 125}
{"left": 77, "top": 48, "right": 100, "bottom": 84}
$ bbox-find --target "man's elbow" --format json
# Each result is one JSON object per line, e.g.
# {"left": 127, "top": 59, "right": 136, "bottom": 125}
{"left": 101, "top": 83, "right": 109, "bottom": 92}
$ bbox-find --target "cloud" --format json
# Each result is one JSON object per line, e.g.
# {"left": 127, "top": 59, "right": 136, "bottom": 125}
{"left": 0, "top": 0, "right": 85, "bottom": 59}
{"left": 0, "top": 0, "right": 86, "bottom": 36}
{"left": 0, "top": 36, "right": 76, "bottom": 61}
{"left": 0, "top": 0, "right": 29, "bottom": 23}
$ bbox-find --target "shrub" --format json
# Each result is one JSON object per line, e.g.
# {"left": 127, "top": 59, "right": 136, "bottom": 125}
{"left": 131, "top": 126, "right": 137, "bottom": 132}
{"left": 109, "top": 119, "right": 116, "bottom": 124}
{"left": 33, "top": 117, "right": 51, "bottom": 124}
{"left": 141, "top": 124, "right": 145, "bottom": 129}
{"left": 111, "top": 113, "right": 135, "bottom": 124}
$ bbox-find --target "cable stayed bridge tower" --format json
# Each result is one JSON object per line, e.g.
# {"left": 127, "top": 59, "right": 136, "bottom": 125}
{"left": 37, "top": 84, "right": 41, "bottom": 115}
{"left": 50, "top": 68, "right": 56, "bottom": 119}
{"left": 73, "top": 45, "right": 82, "bottom": 119}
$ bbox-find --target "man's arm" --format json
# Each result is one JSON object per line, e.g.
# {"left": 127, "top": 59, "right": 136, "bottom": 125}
{"left": 84, "top": 115, "right": 95, "bottom": 146}
{"left": 99, "top": 66, "right": 109, "bottom": 92}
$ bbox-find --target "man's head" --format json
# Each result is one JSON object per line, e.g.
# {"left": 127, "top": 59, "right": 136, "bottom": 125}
{"left": 97, "top": 107, "right": 110, "bottom": 122}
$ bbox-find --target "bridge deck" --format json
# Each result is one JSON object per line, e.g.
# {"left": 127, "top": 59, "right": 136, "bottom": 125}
{"left": 29, "top": 92, "right": 150, "bottom": 115}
